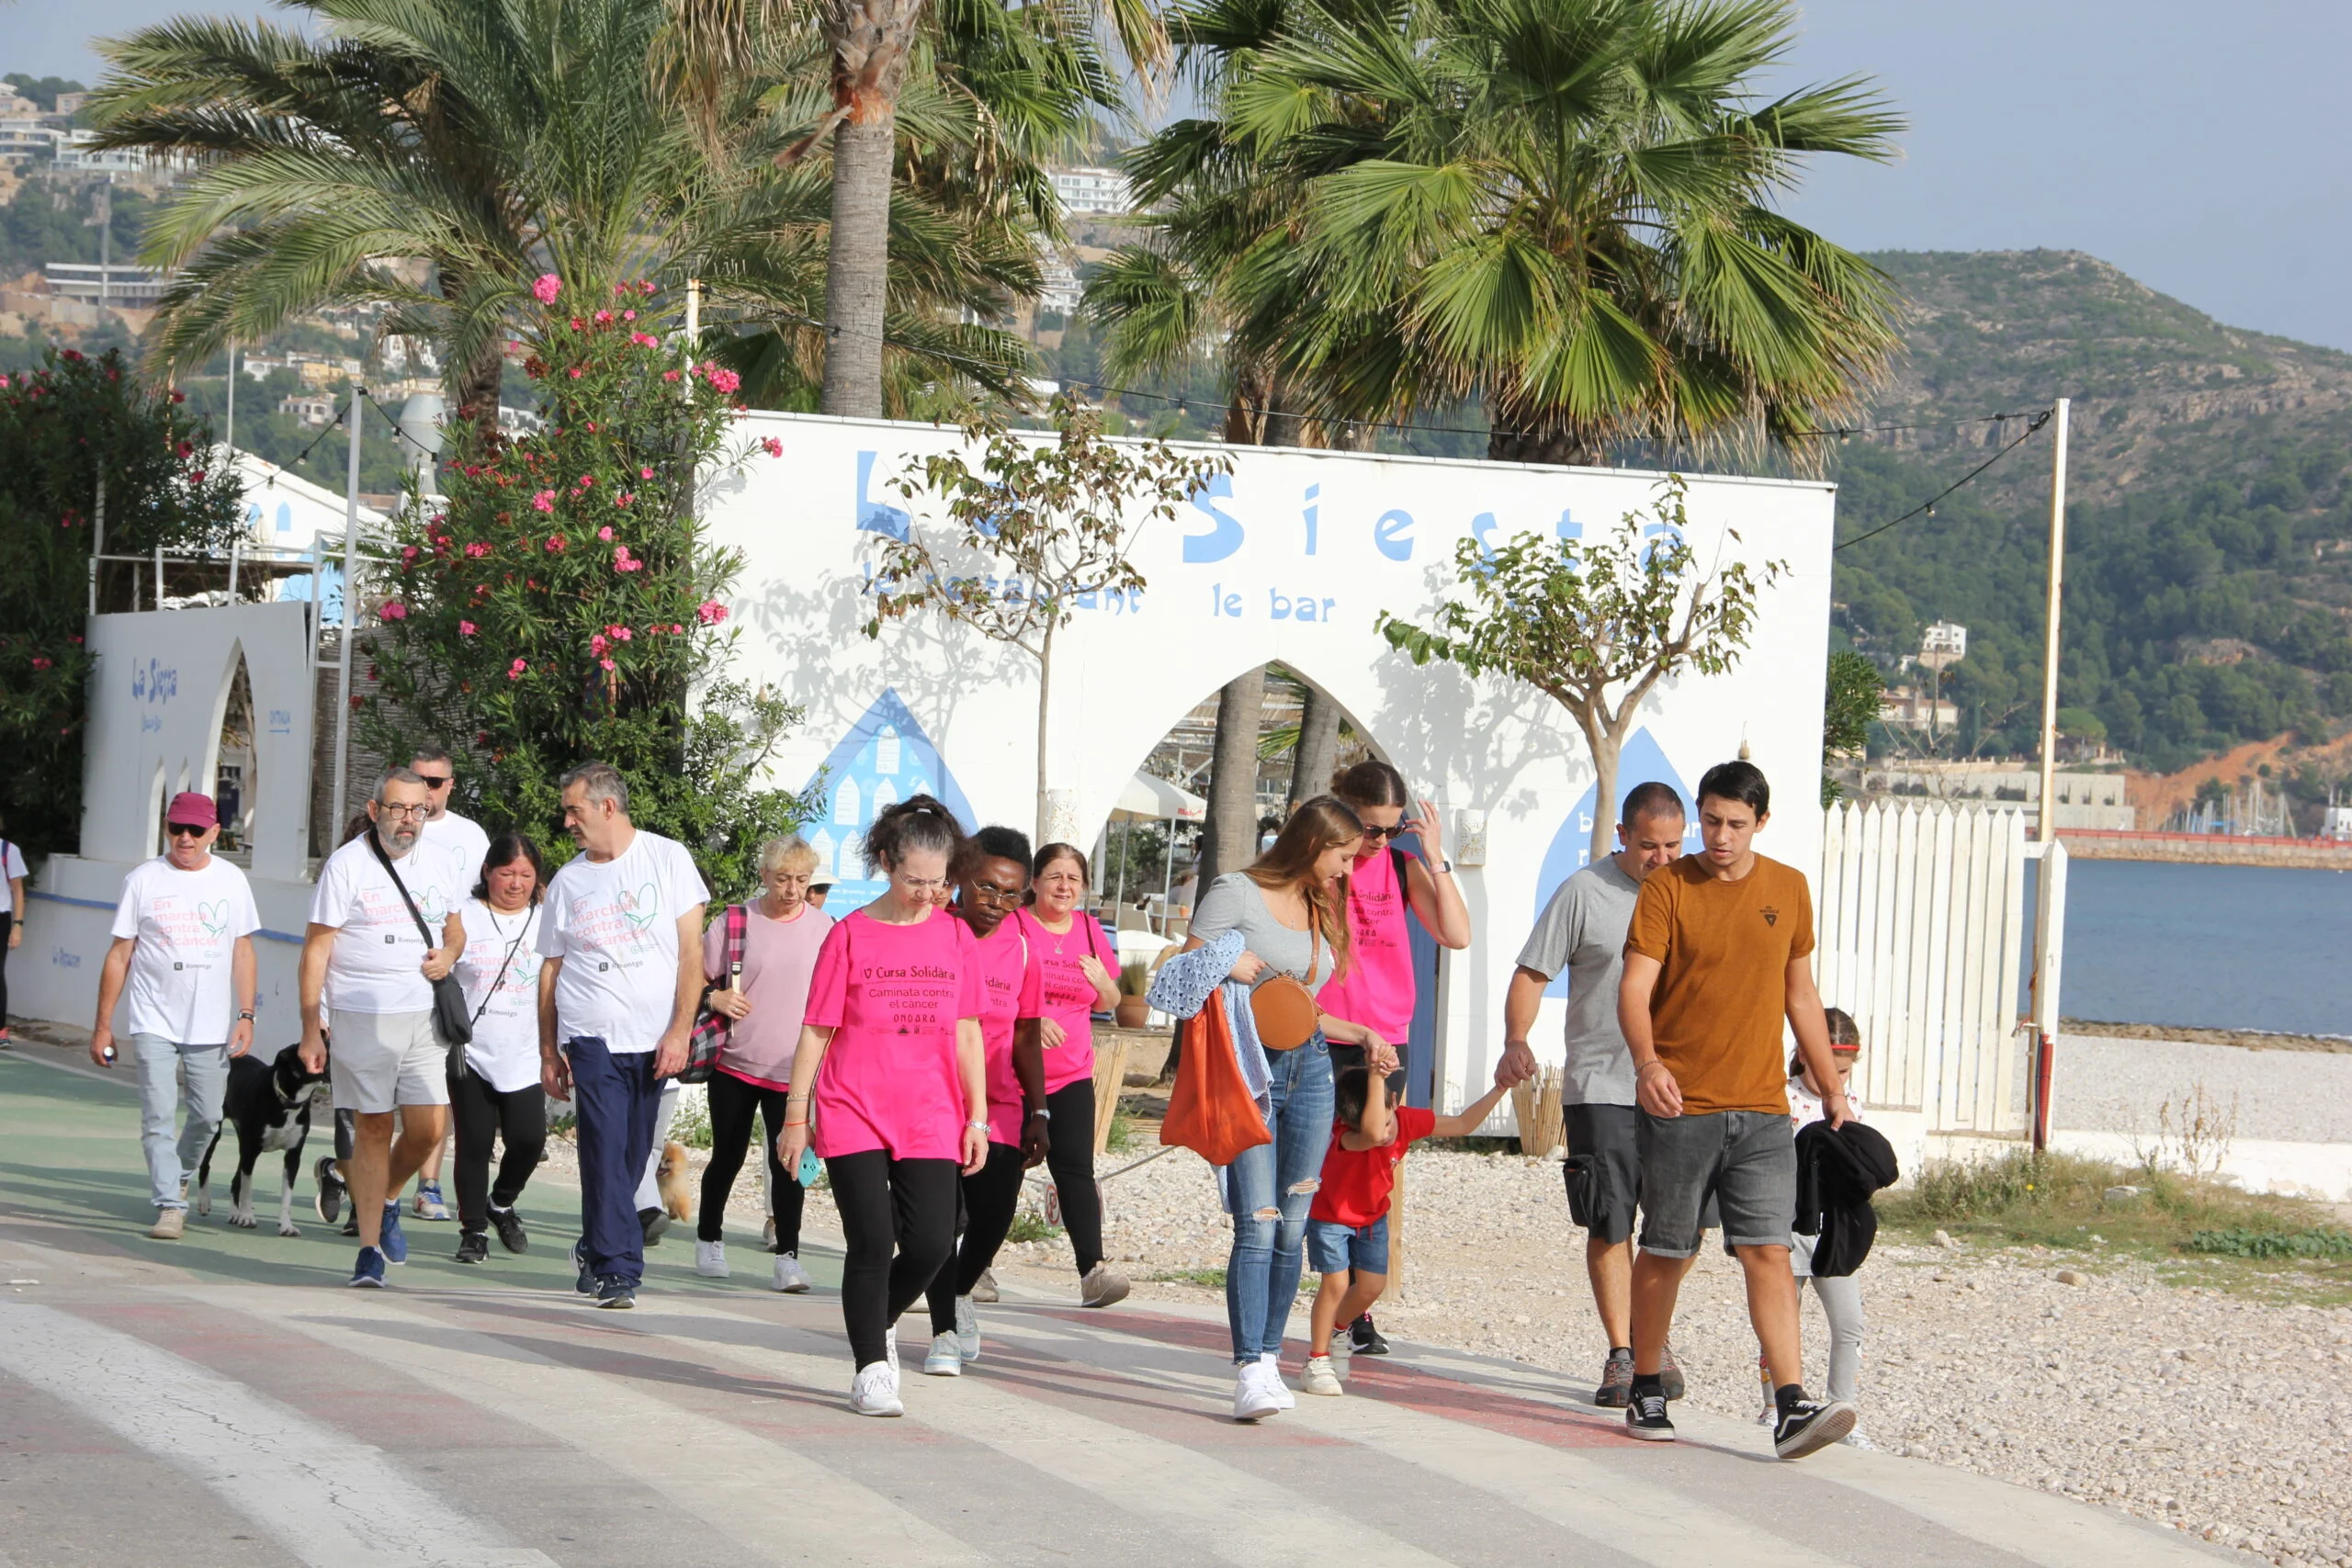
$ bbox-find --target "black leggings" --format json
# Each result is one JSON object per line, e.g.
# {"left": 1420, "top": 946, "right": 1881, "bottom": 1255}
{"left": 0, "top": 911, "right": 12, "bottom": 1028}
{"left": 698, "top": 1071, "right": 805, "bottom": 1252}
{"left": 926, "top": 1142, "right": 1025, "bottom": 1332}
{"left": 827, "top": 1149, "right": 957, "bottom": 1371}
{"left": 1044, "top": 1077, "right": 1103, "bottom": 1277}
{"left": 447, "top": 1070, "right": 548, "bottom": 1234}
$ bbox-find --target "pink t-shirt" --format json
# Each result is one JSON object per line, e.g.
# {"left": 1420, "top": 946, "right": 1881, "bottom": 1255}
{"left": 801, "top": 908, "right": 982, "bottom": 1161}
{"left": 701, "top": 900, "right": 834, "bottom": 1089}
{"left": 967, "top": 915, "right": 1030, "bottom": 1146}
{"left": 1315, "top": 848, "right": 1418, "bottom": 1043}
{"left": 1014, "top": 907, "right": 1110, "bottom": 1094}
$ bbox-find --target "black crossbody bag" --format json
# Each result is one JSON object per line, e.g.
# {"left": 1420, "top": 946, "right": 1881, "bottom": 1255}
{"left": 366, "top": 830, "right": 473, "bottom": 1060}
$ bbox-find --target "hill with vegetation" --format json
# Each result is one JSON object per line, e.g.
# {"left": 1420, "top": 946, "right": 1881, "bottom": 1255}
{"left": 1826, "top": 250, "right": 2352, "bottom": 784}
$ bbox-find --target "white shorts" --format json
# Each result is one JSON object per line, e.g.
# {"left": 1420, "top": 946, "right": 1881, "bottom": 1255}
{"left": 329, "top": 1010, "right": 450, "bottom": 1114}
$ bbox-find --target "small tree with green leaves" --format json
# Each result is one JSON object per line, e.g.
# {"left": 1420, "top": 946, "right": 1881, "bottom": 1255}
{"left": 865, "top": 396, "right": 1230, "bottom": 840}
{"left": 1379, "top": 479, "right": 1782, "bottom": 867}
{"left": 1822, "top": 649, "right": 1884, "bottom": 807}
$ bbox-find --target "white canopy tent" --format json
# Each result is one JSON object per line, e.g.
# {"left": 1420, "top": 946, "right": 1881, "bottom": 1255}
{"left": 1103, "top": 771, "right": 1204, "bottom": 930}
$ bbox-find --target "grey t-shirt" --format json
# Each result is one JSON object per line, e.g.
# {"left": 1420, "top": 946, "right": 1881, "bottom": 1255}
{"left": 1190, "top": 872, "right": 1338, "bottom": 993}
{"left": 1516, "top": 857, "right": 1642, "bottom": 1106}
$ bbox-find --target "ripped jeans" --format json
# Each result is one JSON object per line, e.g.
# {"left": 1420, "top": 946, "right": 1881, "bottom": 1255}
{"left": 1220, "top": 1037, "right": 1334, "bottom": 1363}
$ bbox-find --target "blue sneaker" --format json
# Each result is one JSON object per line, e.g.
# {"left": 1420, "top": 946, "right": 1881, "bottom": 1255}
{"left": 349, "top": 1245, "right": 388, "bottom": 1288}
{"left": 571, "top": 1237, "right": 594, "bottom": 1295}
{"left": 594, "top": 1276, "right": 637, "bottom": 1310}
{"left": 379, "top": 1201, "right": 408, "bottom": 1264}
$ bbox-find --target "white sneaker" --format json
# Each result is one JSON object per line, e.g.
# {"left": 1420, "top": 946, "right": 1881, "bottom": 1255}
{"left": 1232, "top": 1362, "right": 1281, "bottom": 1422}
{"left": 773, "top": 1252, "right": 811, "bottom": 1293}
{"left": 850, "top": 1362, "right": 903, "bottom": 1416}
{"left": 1841, "top": 1427, "right": 1878, "bottom": 1450}
{"left": 953, "top": 1294, "right": 981, "bottom": 1362}
{"left": 923, "top": 1332, "right": 965, "bottom": 1377}
{"left": 886, "top": 1322, "right": 899, "bottom": 1376}
{"left": 1300, "top": 1354, "right": 1343, "bottom": 1396}
{"left": 695, "top": 1239, "right": 729, "bottom": 1278}
{"left": 1260, "top": 1352, "right": 1296, "bottom": 1409}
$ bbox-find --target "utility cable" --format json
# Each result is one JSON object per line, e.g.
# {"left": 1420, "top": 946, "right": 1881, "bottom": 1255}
{"left": 1832, "top": 408, "right": 2053, "bottom": 552}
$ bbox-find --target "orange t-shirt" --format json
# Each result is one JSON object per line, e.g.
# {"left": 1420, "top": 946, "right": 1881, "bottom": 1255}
{"left": 1623, "top": 853, "right": 1815, "bottom": 1115}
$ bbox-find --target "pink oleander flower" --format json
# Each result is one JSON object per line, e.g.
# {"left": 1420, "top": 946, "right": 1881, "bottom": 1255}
{"left": 600, "top": 658, "right": 617, "bottom": 671}
{"left": 639, "top": 467, "right": 654, "bottom": 479}
{"left": 615, "top": 491, "right": 634, "bottom": 506}
{"left": 701, "top": 366, "right": 741, "bottom": 394}
{"left": 671, "top": 622, "right": 684, "bottom": 635}
{"left": 760, "top": 436, "right": 784, "bottom": 458}
{"left": 615, "top": 626, "right": 632, "bottom": 641}
{"left": 639, "top": 280, "right": 655, "bottom": 295}
{"left": 531, "top": 274, "right": 561, "bottom": 303}
{"left": 401, "top": 545, "right": 420, "bottom": 560}
{"left": 629, "top": 332, "right": 658, "bottom": 348}
{"left": 508, "top": 659, "right": 527, "bottom": 679}
{"left": 31, "top": 656, "right": 51, "bottom": 670}
{"left": 379, "top": 601, "right": 408, "bottom": 621}
{"left": 458, "top": 620, "right": 477, "bottom": 637}
{"left": 695, "top": 600, "right": 729, "bottom": 626}
{"left": 531, "top": 490, "right": 556, "bottom": 513}
{"left": 623, "top": 310, "right": 636, "bottom": 321}
{"left": 546, "top": 534, "right": 568, "bottom": 552}
{"left": 575, "top": 473, "right": 594, "bottom": 488}
{"left": 464, "top": 542, "right": 491, "bottom": 558}
{"left": 591, "top": 633, "right": 609, "bottom": 656}
{"left": 662, "top": 369, "right": 680, "bottom": 382}
{"left": 598, "top": 525, "right": 614, "bottom": 540}
{"left": 568, "top": 367, "right": 583, "bottom": 378}
{"left": 594, "top": 310, "right": 612, "bottom": 324}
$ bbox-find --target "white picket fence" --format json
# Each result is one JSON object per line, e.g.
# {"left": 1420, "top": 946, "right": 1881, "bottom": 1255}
{"left": 1816, "top": 800, "right": 2034, "bottom": 1134}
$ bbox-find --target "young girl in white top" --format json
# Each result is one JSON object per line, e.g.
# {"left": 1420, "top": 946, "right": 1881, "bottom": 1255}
{"left": 1758, "top": 1006, "right": 1869, "bottom": 1440}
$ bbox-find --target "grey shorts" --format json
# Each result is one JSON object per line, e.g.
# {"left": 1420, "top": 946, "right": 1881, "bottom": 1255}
{"left": 328, "top": 1009, "right": 449, "bottom": 1115}
{"left": 1634, "top": 1109, "right": 1794, "bottom": 1258}
{"left": 1564, "top": 1103, "right": 1718, "bottom": 1246}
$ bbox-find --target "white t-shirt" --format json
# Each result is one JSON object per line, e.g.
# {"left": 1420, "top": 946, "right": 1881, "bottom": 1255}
{"left": 1, "top": 839, "right": 26, "bottom": 883}
{"left": 537, "top": 829, "right": 709, "bottom": 1054}
{"left": 419, "top": 810, "right": 492, "bottom": 881}
{"left": 110, "top": 855, "right": 261, "bottom": 1043}
{"left": 309, "top": 833, "right": 468, "bottom": 1015}
{"left": 1788, "top": 1073, "right": 1866, "bottom": 1132}
{"left": 455, "top": 898, "right": 545, "bottom": 1092}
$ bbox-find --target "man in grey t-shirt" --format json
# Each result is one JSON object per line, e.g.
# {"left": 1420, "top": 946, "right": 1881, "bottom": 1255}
{"left": 1499, "top": 781, "right": 1690, "bottom": 1408}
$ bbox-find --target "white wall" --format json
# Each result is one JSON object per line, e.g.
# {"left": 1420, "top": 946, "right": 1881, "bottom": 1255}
{"left": 704, "top": 412, "right": 1838, "bottom": 1111}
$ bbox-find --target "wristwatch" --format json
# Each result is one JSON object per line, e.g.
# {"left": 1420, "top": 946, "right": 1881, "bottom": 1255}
{"left": 966, "top": 1118, "right": 990, "bottom": 1133}
{"left": 1428, "top": 856, "right": 1453, "bottom": 874}
{"left": 1028, "top": 1106, "right": 1052, "bottom": 1121}
{"left": 238, "top": 1010, "right": 256, "bottom": 1021}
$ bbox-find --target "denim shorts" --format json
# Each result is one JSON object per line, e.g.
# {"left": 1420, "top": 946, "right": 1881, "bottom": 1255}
{"left": 1305, "top": 1214, "right": 1389, "bottom": 1275}
{"left": 1565, "top": 1102, "right": 1717, "bottom": 1245}
{"left": 1634, "top": 1108, "right": 1795, "bottom": 1257}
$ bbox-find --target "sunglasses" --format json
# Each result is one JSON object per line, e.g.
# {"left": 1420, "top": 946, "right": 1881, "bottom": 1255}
{"left": 165, "top": 822, "right": 209, "bottom": 840}
{"left": 414, "top": 773, "right": 453, "bottom": 789}
{"left": 1359, "top": 823, "right": 1404, "bottom": 842}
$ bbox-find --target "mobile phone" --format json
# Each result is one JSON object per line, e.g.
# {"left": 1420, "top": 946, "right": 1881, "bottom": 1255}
{"left": 797, "top": 1148, "right": 822, "bottom": 1187}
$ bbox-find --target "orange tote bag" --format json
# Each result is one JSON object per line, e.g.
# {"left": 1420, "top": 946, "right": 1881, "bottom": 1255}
{"left": 1160, "top": 990, "right": 1272, "bottom": 1167}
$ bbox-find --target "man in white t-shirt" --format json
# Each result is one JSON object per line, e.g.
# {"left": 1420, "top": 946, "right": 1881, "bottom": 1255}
{"left": 89, "top": 792, "right": 261, "bottom": 1240}
{"left": 404, "top": 745, "right": 491, "bottom": 1224}
{"left": 299, "top": 767, "right": 467, "bottom": 1288}
{"left": 1, "top": 817, "right": 28, "bottom": 1049}
{"left": 537, "top": 761, "right": 707, "bottom": 1309}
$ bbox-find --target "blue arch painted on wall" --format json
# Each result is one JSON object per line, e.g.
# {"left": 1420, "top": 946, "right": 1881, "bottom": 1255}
{"left": 801, "top": 688, "right": 978, "bottom": 916}
{"left": 1532, "top": 727, "right": 1699, "bottom": 998}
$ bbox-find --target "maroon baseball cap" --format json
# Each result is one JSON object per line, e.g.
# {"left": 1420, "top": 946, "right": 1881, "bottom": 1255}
{"left": 166, "top": 792, "right": 219, "bottom": 829}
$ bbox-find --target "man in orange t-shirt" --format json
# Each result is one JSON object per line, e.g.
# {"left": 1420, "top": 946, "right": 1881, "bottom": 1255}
{"left": 1615, "top": 761, "right": 1856, "bottom": 1461}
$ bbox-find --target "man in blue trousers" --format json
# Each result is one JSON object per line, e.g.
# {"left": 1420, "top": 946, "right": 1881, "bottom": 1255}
{"left": 536, "top": 762, "right": 707, "bottom": 1308}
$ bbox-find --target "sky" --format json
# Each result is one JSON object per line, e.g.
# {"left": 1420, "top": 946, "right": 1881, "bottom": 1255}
{"left": 19, "top": 1, "right": 2352, "bottom": 351}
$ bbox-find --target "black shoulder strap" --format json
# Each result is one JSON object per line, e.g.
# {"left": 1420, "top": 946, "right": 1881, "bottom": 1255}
{"left": 365, "top": 831, "right": 438, "bottom": 949}
{"left": 1390, "top": 844, "right": 1411, "bottom": 891}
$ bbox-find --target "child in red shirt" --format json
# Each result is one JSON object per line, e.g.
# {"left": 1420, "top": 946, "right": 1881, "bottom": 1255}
{"left": 1300, "top": 1059, "right": 1513, "bottom": 1396}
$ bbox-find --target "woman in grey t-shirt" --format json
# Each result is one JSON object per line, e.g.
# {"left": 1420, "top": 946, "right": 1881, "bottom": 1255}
{"left": 1178, "top": 795, "right": 1397, "bottom": 1421}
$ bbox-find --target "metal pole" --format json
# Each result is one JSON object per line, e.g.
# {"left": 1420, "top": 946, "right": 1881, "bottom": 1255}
{"left": 685, "top": 277, "right": 701, "bottom": 372}
{"left": 224, "top": 340, "right": 236, "bottom": 456}
{"left": 227, "top": 536, "right": 241, "bottom": 602}
{"left": 330, "top": 393, "right": 362, "bottom": 834}
{"left": 154, "top": 544, "right": 164, "bottom": 610}
{"left": 2034, "top": 398, "right": 2070, "bottom": 843}
{"left": 88, "top": 476, "right": 106, "bottom": 615}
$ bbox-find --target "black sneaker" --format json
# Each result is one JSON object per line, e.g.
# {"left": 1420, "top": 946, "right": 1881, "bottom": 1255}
{"left": 571, "top": 1237, "right": 594, "bottom": 1295}
{"left": 1773, "top": 1397, "right": 1856, "bottom": 1461}
{"left": 313, "top": 1156, "right": 346, "bottom": 1224}
{"left": 489, "top": 1204, "right": 529, "bottom": 1255}
{"left": 1349, "top": 1312, "right": 1390, "bottom": 1357}
{"left": 1594, "top": 1348, "right": 1635, "bottom": 1408}
{"left": 639, "top": 1206, "right": 671, "bottom": 1247}
{"left": 1659, "top": 1340, "right": 1687, "bottom": 1402}
{"left": 454, "top": 1231, "right": 489, "bottom": 1265}
{"left": 594, "top": 1276, "right": 637, "bottom": 1310}
{"left": 1625, "top": 1386, "right": 1675, "bottom": 1441}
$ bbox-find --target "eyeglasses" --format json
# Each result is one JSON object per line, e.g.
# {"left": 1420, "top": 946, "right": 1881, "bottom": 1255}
{"left": 899, "top": 875, "right": 949, "bottom": 893}
{"left": 165, "top": 823, "right": 208, "bottom": 840}
{"left": 414, "top": 773, "right": 452, "bottom": 790}
{"left": 377, "top": 803, "right": 430, "bottom": 819}
{"left": 967, "top": 884, "right": 1025, "bottom": 905}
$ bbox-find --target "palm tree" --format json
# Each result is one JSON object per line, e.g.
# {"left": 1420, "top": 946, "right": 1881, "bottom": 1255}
{"left": 1229, "top": 0, "right": 1906, "bottom": 465}
{"left": 86, "top": 0, "right": 1079, "bottom": 426}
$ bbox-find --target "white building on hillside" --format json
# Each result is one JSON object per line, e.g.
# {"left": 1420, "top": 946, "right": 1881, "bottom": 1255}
{"left": 1051, "top": 166, "right": 1131, "bottom": 217}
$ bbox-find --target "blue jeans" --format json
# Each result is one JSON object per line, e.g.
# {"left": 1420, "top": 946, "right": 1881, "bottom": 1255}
{"left": 133, "top": 1034, "right": 231, "bottom": 1210}
{"left": 1221, "top": 1037, "right": 1333, "bottom": 1363}
{"left": 568, "top": 1037, "right": 660, "bottom": 1286}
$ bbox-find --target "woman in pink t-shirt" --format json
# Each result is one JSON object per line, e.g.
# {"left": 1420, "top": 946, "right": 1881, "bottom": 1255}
{"left": 917, "top": 825, "right": 1043, "bottom": 1375}
{"left": 1011, "top": 842, "right": 1128, "bottom": 1310}
{"left": 779, "top": 796, "right": 988, "bottom": 1417}
{"left": 1311, "top": 761, "right": 1471, "bottom": 1354}
{"left": 693, "top": 834, "right": 834, "bottom": 1292}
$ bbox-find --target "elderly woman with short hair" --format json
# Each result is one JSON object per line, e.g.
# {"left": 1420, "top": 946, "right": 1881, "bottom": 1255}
{"left": 693, "top": 834, "right": 835, "bottom": 1292}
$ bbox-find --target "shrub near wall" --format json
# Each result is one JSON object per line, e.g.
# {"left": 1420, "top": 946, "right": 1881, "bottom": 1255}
{"left": 0, "top": 348, "right": 240, "bottom": 857}
{"left": 360, "top": 278, "right": 812, "bottom": 897}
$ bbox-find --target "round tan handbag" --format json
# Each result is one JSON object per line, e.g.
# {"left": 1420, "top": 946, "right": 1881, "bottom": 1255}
{"left": 1249, "top": 920, "right": 1322, "bottom": 1051}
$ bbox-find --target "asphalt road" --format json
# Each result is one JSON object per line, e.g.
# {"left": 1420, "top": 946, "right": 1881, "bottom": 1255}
{"left": 0, "top": 1045, "right": 2238, "bottom": 1568}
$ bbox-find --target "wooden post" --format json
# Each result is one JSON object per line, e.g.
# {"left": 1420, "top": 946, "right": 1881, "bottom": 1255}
{"left": 1091, "top": 1033, "right": 1132, "bottom": 1154}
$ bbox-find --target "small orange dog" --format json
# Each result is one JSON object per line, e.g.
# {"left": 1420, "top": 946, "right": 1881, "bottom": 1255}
{"left": 656, "top": 1140, "right": 694, "bottom": 1223}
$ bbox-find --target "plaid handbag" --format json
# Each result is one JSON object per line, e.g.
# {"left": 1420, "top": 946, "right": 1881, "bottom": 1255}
{"left": 680, "top": 903, "right": 747, "bottom": 1086}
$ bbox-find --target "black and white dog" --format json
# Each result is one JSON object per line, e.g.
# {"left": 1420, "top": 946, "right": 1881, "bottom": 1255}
{"left": 195, "top": 1043, "right": 328, "bottom": 1235}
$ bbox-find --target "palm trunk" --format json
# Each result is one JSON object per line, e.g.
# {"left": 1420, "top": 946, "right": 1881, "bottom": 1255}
{"left": 819, "top": 0, "right": 922, "bottom": 418}
{"left": 1198, "top": 667, "right": 1266, "bottom": 892}
{"left": 1288, "top": 683, "right": 1341, "bottom": 811}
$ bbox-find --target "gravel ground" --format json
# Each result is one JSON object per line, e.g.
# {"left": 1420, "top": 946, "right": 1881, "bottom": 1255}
{"left": 2055, "top": 1032, "right": 2352, "bottom": 1144}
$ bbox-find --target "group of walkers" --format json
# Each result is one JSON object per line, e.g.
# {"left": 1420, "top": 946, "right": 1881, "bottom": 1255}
{"left": 81, "top": 739, "right": 1876, "bottom": 1458}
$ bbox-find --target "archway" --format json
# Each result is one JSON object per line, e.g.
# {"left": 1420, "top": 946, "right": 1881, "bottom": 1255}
{"left": 205, "top": 644, "right": 258, "bottom": 861}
